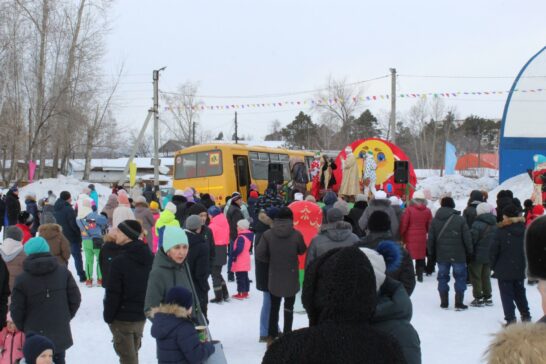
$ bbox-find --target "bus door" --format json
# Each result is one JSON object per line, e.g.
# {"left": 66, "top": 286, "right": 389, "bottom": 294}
{"left": 234, "top": 155, "right": 250, "bottom": 200}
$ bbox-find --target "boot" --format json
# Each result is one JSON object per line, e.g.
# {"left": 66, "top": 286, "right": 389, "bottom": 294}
{"left": 440, "top": 291, "right": 449, "bottom": 309}
{"left": 521, "top": 312, "right": 532, "bottom": 322}
{"left": 483, "top": 295, "right": 493, "bottom": 306}
{"left": 210, "top": 288, "right": 223, "bottom": 304}
{"left": 221, "top": 282, "right": 230, "bottom": 302}
{"left": 470, "top": 297, "right": 483, "bottom": 307}
{"left": 455, "top": 292, "right": 468, "bottom": 311}
{"left": 416, "top": 266, "right": 424, "bottom": 283}
{"left": 504, "top": 318, "right": 517, "bottom": 327}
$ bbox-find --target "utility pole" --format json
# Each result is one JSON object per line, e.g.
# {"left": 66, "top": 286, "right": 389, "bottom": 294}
{"left": 389, "top": 68, "right": 397, "bottom": 143}
{"left": 192, "top": 122, "right": 196, "bottom": 145}
{"left": 28, "top": 108, "right": 32, "bottom": 162}
{"left": 234, "top": 111, "right": 238, "bottom": 144}
{"left": 152, "top": 67, "right": 166, "bottom": 193}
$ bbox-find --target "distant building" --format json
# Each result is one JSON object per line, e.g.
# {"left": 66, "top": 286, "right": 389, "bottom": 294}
{"left": 159, "top": 140, "right": 186, "bottom": 157}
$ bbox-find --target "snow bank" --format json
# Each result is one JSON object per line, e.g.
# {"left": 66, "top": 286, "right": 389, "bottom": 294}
{"left": 487, "top": 173, "right": 533, "bottom": 205}
{"left": 19, "top": 176, "right": 111, "bottom": 210}
{"left": 417, "top": 174, "right": 498, "bottom": 202}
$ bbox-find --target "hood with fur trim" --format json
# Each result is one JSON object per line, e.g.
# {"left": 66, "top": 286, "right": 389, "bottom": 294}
{"left": 258, "top": 211, "right": 273, "bottom": 227}
{"left": 150, "top": 304, "right": 192, "bottom": 341}
{"left": 486, "top": 323, "right": 546, "bottom": 364}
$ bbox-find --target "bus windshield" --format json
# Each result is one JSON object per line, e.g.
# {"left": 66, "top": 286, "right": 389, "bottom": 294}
{"left": 174, "top": 150, "right": 223, "bottom": 179}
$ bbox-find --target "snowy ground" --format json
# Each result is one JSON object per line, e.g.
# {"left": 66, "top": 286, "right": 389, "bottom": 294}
{"left": 66, "top": 264, "right": 542, "bottom": 364}
{"left": 7, "top": 172, "right": 543, "bottom": 363}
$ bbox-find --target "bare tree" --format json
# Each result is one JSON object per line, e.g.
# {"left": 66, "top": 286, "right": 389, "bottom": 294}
{"left": 162, "top": 82, "right": 203, "bottom": 145}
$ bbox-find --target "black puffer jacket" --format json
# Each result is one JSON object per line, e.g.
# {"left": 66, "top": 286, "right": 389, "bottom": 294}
{"left": 470, "top": 213, "right": 497, "bottom": 264}
{"left": 357, "top": 231, "right": 416, "bottom": 297}
{"left": 427, "top": 207, "right": 472, "bottom": 264}
{"left": 306, "top": 221, "right": 359, "bottom": 267}
{"left": 254, "top": 211, "right": 273, "bottom": 292}
{"left": 227, "top": 204, "right": 244, "bottom": 241}
{"left": 4, "top": 191, "right": 20, "bottom": 226}
{"left": 10, "top": 253, "right": 81, "bottom": 351}
{"left": 0, "top": 259, "right": 9, "bottom": 328}
{"left": 186, "top": 230, "right": 211, "bottom": 312}
{"left": 98, "top": 241, "right": 124, "bottom": 289}
{"left": 103, "top": 240, "right": 153, "bottom": 323}
{"left": 263, "top": 247, "right": 405, "bottom": 364}
{"left": 348, "top": 201, "right": 367, "bottom": 237}
{"left": 463, "top": 190, "right": 484, "bottom": 228}
{"left": 53, "top": 199, "right": 81, "bottom": 244}
{"left": 490, "top": 217, "right": 526, "bottom": 281}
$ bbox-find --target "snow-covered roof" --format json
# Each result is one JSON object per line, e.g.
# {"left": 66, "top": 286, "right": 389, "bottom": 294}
{"left": 70, "top": 158, "right": 174, "bottom": 172}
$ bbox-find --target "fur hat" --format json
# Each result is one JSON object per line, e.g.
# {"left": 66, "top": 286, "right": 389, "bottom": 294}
{"left": 24, "top": 237, "right": 50, "bottom": 255}
{"left": 60, "top": 191, "right": 71, "bottom": 201}
{"left": 165, "top": 286, "right": 193, "bottom": 310}
{"left": 237, "top": 219, "right": 250, "bottom": 230}
{"left": 23, "top": 333, "right": 55, "bottom": 364}
{"left": 525, "top": 215, "right": 546, "bottom": 280}
{"left": 165, "top": 202, "right": 177, "bottom": 214}
{"left": 485, "top": 322, "right": 546, "bottom": 364}
{"left": 327, "top": 208, "right": 344, "bottom": 223}
{"left": 302, "top": 246, "right": 377, "bottom": 326}
{"left": 208, "top": 205, "right": 222, "bottom": 217}
{"left": 440, "top": 196, "right": 455, "bottom": 208}
{"left": 368, "top": 211, "right": 391, "bottom": 232}
{"left": 374, "top": 190, "right": 387, "bottom": 200}
{"left": 163, "top": 226, "right": 189, "bottom": 253}
{"left": 6, "top": 225, "right": 23, "bottom": 241}
{"left": 185, "top": 215, "right": 202, "bottom": 231}
{"left": 275, "top": 207, "right": 293, "bottom": 221}
{"left": 117, "top": 220, "right": 142, "bottom": 241}
{"left": 333, "top": 200, "right": 349, "bottom": 216}
{"left": 476, "top": 202, "right": 493, "bottom": 216}
{"left": 502, "top": 204, "right": 519, "bottom": 218}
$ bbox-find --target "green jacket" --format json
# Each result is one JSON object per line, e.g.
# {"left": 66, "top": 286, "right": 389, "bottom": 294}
{"left": 470, "top": 213, "right": 497, "bottom": 264}
{"left": 154, "top": 210, "right": 180, "bottom": 235}
{"left": 371, "top": 278, "right": 421, "bottom": 364}
{"left": 427, "top": 207, "right": 472, "bottom": 263}
{"left": 144, "top": 248, "right": 205, "bottom": 325}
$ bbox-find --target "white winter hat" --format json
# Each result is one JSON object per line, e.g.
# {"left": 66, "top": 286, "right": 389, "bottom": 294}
{"left": 237, "top": 219, "right": 250, "bottom": 230}
{"left": 389, "top": 196, "right": 401, "bottom": 206}
{"left": 174, "top": 190, "right": 184, "bottom": 196}
{"left": 412, "top": 190, "right": 426, "bottom": 200}
{"left": 294, "top": 192, "right": 304, "bottom": 201}
{"left": 374, "top": 190, "right": 387, "bottom": 200}
{"left": 165, "top": 202, "right": 177, "bottom": 214}
{"left": 477, "top": 202, "right": 493, "bottom": 216}
{"left": 355, "top": 194, "right": 367, "bottom": 203}
{"left": 359, "top": 248, "right": 386, "bottom": 291}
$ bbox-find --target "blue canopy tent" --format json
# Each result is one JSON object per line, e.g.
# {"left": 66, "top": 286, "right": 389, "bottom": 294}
{"left": 499, "top": 46, "right": 546, "bottom": 183}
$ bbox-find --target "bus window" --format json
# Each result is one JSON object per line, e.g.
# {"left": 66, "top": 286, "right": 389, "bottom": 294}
{"left": 175, "top": 150, "right": 222, "bottom": 179}
{"left": 258, "top": 152, "right": 269, "bottom": 161}
{"left": 250, "top": 159, "right": 269, "bottom": 180}
{"left": 279, "top": 154, "right": 289, "bottom": 162}
{"left": 270, "top": 153, "right": 280, "bottom": 161}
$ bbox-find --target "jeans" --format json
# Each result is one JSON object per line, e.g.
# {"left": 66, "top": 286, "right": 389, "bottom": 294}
{"left": 260, "top": 292, "right": 272, "bottom": 337}
{"left": 71, "top": 241, "right": 85, "bottom": 280}
{"left": 498, "top": 279, "right": 530, "bottom": 322}
{"left": 437, "top": 262, "right": 467, "bottom": 293}
{"left": 468, "top": 262, "right": 492, "bottom": 299}
{"left": 269, "top": 294, "right": 295, "bottom": 338}
{"left": 109, "top": 320, "right": 146, "bottom": 364}
{"left": 235, "top": 271, "right": 250, "bottom": 293}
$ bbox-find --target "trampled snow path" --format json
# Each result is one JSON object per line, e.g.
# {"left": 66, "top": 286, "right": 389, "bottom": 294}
{"left": 65, "top": 263, "right": 542, "bottom": 364}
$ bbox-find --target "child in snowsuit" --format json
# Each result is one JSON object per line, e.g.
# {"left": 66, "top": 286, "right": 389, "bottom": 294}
{"left": 0, "top": 313, "right": 25, "bottom": 364}
{"left": 231, "top": 219, "right": 253, "bottom": 300}
{"left": 150, "top": 286, "right": 215, "bottom": 364}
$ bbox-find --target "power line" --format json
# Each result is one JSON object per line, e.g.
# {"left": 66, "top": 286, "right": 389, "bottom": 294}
{"left": 159, "top": 75, "right": 389, "bottom": 99}
{"left": 399, "top": 74, "right": 546, "bottom": 79}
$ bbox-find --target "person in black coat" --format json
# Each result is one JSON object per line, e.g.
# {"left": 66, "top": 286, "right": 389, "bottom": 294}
{"left": 53, "top": 191, "right": 85, "bottom": 282}
{"left": 103, "top": 220, "right": 153, "bottom": 364}
{"left": 490, "top": 204, "right": 531, "bottom": 325}
{"left": 263, "top": 246, "right": 405, "bottom": 364}
{"left": 356, "top": 210, "right": 416, "bottom": 296}
{"left": 184, "top": 215, "right": 211, "bottom": 322}
{"left": 0, "top": 195, "right": 6, "bottom": 233}
{"left": 0, "top": 258, "right": 9, "bottom": 328}
{"left": 462, "top": 190, "right": 484, "bottom": 229}
{"left": 495, "top": 190, "right": 516, "bottom": 223}
{"left": 187, "top": 203, "right": 216, "bottom": 269}
{"left": 25, "top": 193, "right": 40, "bottom": 236}
{"left": 98, "top": 239, "right": 124, "bottom": 289}
{"left": 10, "top": 236, "right": 81, "bottom": 364}
{"left": 4, "top": 187, "right": 21, "bottom": 227}
{"left": 348, "top": 195, "right": 368, "bottom": 237}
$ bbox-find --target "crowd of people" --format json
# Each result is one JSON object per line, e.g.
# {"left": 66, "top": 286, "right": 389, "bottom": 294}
{"left": 1, "top": 179, "right": 546, "bottom": 363}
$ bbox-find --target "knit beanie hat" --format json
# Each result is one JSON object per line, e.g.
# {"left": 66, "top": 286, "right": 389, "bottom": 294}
{"left": 368, "top": 211, "right": 391, "bottom": 232}
{"left": 237, "top": 219, "right": 250, "bottom": 230}
{"left": 149, "top": 201, "right": 160, "bottom": 210}
{"left": 24, "top": 237, "right": 50, "bottom": 255}
{"left": 333, "top": 200, "right": 349, "bottom": 216}
{"left": 302, "top": 246, "right": 377, "bottom": 326}
{"left": 6, "top": 225, "right": 23, "bottom": 241}
{"left": 412, "top": 190, "right": 426, "bottom": 200}
{"left": 374, "top": 190, "right": 387, "bottom": 200}
{"left": 525, "top": 215, "right": 546, "bottom": 280}
{"left": 185, "top": 215, "right": 202, "bottom": 231}
{"left": 502, "top": 204, "right": 519, "bottom": 218}
{"left": 165, "top": 202, "right": 177, "bottom": 214}
{"left": 165, "top": 286, "right": 193, "bottom": 310}
{"left": 326, "top": 208, "right": 344, "bottom": 224}
{"left": 163, "top": 226, "right": 188, "bottom": 253}
{"left": 187, "top": 203, "right": 207, "bottom": 216}
{"left": 476, "top": 202, "right": 493, "bottom": 216}
{"left": 208, "top": 205, "right": 221, "bottom": 217}
{"left": 231, "top": 192, "right": 242, "bottom": 203}
{"left": 117, "top": 220, "right": 142, "bottom": 241}
{"left": 359, "top": 248, "right": 386, "bottom": 291}
{"left": 23, "top": 333, "right": 55, "bottom": 364}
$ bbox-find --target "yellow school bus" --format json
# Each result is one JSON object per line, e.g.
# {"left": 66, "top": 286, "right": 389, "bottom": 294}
{"left": 172, "top": 143, "right": 314, "bottom": 204}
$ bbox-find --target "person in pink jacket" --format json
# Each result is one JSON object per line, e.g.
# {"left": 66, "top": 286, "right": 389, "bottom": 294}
{"left": 230, "top": 219, "right": 253, "bottom": 300}
{"left": 0, "top": 312, "right": 25, "bottom": 364}
{"left": 149, "top": 201, "right": 161, "bottom": 254}
{"left": 400, "top": 190, "right": 433, "bottom": 282}
{"left": 208, "top": 206, "right": 231, "bottom": 303}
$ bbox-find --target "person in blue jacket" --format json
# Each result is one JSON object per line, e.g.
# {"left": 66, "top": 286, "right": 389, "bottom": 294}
{"left": 88, "top": 184, "right": 99, "bottom": 208}
{"left": 151, "top": 286, "right": 215, "bottom": 364}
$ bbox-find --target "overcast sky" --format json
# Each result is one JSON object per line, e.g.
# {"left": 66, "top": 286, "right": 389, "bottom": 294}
{"left": 103, "top": 0, "right": 546, "bottom": 141}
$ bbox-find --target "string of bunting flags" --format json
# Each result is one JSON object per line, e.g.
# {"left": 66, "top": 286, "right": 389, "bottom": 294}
{"left": 162, "top": 87, "right": 545, "bottom": 112}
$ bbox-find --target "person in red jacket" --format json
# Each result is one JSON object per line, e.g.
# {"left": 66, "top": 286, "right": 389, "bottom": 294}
{"left": 526, "top": 204, "right": 544, "bottom": 227}
{"left": 400, "top": 190, "right": 433, "bottom": 282}
{"left": 15, "top": 212, "right": 33, "bottom": 244}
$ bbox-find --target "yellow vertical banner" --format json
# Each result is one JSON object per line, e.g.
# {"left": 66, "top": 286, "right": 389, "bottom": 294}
{"left": 129, "top": 161, "right": 137, "bottom": 187}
